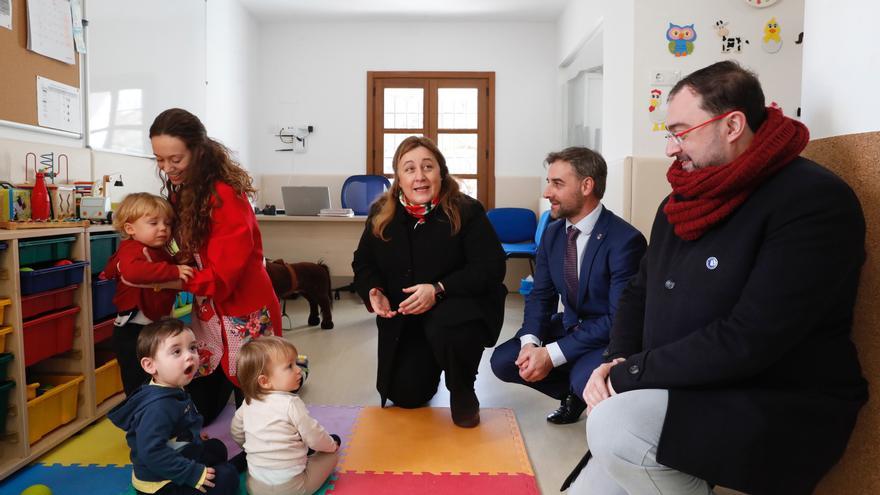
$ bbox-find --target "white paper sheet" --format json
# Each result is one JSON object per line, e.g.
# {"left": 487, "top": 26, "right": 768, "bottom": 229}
{"left": 70, "top": 0, "right": 84, "bottom": 53}
{"left": 27, "top": 0, "right": 75, "bottom": 64}
{"left": 37, "top": 76, "right": 82, "bottom": 133}
{"left": 0, "top": 0, "right": 12, "bottom": 30}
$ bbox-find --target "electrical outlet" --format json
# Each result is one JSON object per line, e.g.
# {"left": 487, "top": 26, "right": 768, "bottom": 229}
{"left": 650, "top": 69, "right": 676, "bottom": 85}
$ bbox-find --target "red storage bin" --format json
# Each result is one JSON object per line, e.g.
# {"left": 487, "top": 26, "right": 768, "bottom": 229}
{"left": 93, "top": 317, "right": 115, "bottom": 344}
{"left": 21, "top": 284, "right": 79, "bottom": 321}
{"left": 23, "top": 306, "right": 81, "bottom": 366}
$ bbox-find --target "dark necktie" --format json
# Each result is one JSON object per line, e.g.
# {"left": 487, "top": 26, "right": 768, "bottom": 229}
{"left": 565, "top": 225, "right": 580, "bottom": 305}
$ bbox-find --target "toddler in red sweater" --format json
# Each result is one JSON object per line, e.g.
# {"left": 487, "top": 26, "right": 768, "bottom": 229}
{"left": 101, "top": 192, "right": 196, "bottom": 395}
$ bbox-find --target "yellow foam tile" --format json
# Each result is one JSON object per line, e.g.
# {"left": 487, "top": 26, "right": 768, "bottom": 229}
{"left": 340, "top": 406, "right": 534, "bottom": 475}
{"left": 39, "top": 418, "right": 130, "bottom": 467}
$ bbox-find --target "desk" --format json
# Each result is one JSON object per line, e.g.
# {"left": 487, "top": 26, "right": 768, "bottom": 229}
{"left": 256, "top": 215, "right": 366, "bottom": 280}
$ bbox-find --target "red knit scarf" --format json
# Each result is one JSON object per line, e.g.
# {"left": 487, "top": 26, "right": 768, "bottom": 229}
{"left": 663, "top": 106, "right": 809, "bottom": 241}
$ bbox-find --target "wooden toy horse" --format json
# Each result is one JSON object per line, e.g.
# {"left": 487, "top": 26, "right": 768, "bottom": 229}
{"left": 265, "top": 258, "right": 334, "bottom": 329}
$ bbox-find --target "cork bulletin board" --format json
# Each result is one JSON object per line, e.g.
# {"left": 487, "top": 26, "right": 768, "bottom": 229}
{"left": 0, "top": 0, "right": 80, "bottom": 129}
{"left": 803, "top": 131, "right": 880, "bottom": 494}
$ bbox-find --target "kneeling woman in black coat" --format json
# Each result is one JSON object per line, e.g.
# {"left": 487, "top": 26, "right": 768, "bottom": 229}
{"left": 352, "top": 136, "right": 507, "bottom": 428}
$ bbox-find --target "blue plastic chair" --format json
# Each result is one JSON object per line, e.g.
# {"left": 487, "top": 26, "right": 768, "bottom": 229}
{"left": 341, "top": 175, "right": 391, "bottom": 215}
{"left": 333, "top": 175, "right": 391, "bottom": 299}
{"left": 487, "top": 208, "right": 553, "bottom": 273}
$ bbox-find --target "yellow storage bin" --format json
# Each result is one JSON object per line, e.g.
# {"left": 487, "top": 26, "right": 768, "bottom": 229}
{"left": 27, "top": 374, "right": 84, "bottom": 444}
{"left": 95, "top": 358, "right": 123, "bottom": 405}
{"left": 26, "top": 382, "right": 39, "bottom": 400}
{"left": 0, "top": 298, "right": 10, "bottom": 324}
{"left": 0, "top": 326, "right": 11, "bottom": 353}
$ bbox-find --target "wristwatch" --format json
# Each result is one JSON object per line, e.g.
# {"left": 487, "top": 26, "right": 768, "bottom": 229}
{"left": 432, "top": 282, "right": 446, "bottom": 301}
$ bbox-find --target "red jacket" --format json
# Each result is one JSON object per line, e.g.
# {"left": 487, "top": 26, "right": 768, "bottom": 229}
{"left": 181, "top": 181, "right": 281, "bottom": 331}
{"left": 103, "top": 239, "right": 179, "bottom": 321}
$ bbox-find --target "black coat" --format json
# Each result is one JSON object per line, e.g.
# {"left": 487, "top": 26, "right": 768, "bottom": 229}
{"left": 352, "top": 195, "right": 507, "bottom": 401}
{"left": 607, "top": 157, "right": 868, "bottom": 495}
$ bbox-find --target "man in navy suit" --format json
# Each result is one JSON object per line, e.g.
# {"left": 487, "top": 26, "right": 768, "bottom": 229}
{"left": 490, "top": 147, "right": 646, "bottom": 424}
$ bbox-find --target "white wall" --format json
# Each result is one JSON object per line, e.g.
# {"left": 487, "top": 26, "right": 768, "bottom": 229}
{"left": 251, "top": 21, "right": 558, "bottom": 184}
{"left": 557, "top": 0, "right": 635, "bottom": 215}
{"left": 206, "top": 0, "right": 259, "bottom": 170}
{"left": 801, "top": 0, "right": 880, "bottom": 139}
{"left": 632, "top": 0, "right": 805, "bottom": 157}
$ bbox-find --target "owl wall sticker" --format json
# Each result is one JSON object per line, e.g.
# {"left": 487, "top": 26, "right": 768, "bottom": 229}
{"left": 667, "top": 23, "right": 696, "bottom": 57}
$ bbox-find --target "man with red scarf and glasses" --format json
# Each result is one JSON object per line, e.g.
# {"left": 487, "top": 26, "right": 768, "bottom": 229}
{"left": 563, "top": 61, "right": 867, "bottom": 495}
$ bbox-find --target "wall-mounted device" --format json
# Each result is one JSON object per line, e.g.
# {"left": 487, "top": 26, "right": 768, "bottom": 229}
{"left": 275, "top": 125, "right": 314, "bottom": 153}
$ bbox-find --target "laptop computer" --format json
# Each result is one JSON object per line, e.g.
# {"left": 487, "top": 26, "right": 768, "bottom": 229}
{"left": 281, "top": 186, "right": 332, "bottom": 216}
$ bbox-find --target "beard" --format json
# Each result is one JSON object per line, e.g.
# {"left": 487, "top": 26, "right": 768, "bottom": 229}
{"left": 551, "top": 194, "right": 585, "bottom": 220}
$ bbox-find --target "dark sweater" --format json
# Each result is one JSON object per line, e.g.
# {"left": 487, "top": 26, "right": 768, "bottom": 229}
{"left": 108, "top": 383, "right": 206, "bottom": 491}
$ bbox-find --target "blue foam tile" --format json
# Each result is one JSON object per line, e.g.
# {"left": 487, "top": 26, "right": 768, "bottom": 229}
{"left": 0, "top": 464, "right": 131, "bottom": 495}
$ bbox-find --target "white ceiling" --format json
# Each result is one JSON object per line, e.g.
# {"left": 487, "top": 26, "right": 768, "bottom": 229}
{"left": 238, "top": 0, "right": 569, "bottom": 22}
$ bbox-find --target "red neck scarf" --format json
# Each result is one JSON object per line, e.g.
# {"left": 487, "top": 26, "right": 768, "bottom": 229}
{"left": 663, "top": 106, "right": 809, "bottom": 241}
{"left": 399, "top": 191, "right": 439, "bottom": 228}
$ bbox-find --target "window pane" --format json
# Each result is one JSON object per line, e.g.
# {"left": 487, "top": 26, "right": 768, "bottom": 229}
{"left": 455, "top": 178, "right": 478, "bottom": 200}
{"left": 438, "top": 88, "right": 478, "bottom": 129}
{"left": 437, "top": 133, "right": 478, "bottom": 174}
{"left": 384, "top": 88, "right": 423, "bottom": 129}
{"left": 383, "top": 133, "right": 421, "bottom": 174}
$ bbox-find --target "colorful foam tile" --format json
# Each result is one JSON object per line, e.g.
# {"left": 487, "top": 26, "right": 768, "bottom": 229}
{"left": 341, "top": 407, "right": 533, "bottom": 475}
{"left": 38, "top": 418, "right": 130, "bottom": 468}
{"left": 326, "top": 471, "right": 540, "bottom": 495}
{"left": 0, "top": 464, "right": 131, "bottom": 495}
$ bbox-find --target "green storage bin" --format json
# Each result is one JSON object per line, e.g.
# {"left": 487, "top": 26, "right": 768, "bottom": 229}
{"left": 0, "top": 380, "right": 14, "bottom": 434}
{"left": 19, "top": 236, "right": 76, "bottom": 266}
{"left": 0, "top": 353, "right": 11, "bottom": 381}
{"left": 90, "top": 233, "right": 121, "bottom": 274}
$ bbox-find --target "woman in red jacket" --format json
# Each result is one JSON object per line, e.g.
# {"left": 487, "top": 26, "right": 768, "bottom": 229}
{"left": 148, "top": 108, "right": 282, "bottom": 424}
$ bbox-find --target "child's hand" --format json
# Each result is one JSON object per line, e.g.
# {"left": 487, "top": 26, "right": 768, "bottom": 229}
{"left": 198, "top": 467, "right": 215, "bottom": 493}
{"left": 200, "top": 431, "right": 210, "bottom": 441}
{"left": 178, "top": 264, "right": 195, "bottom": 281}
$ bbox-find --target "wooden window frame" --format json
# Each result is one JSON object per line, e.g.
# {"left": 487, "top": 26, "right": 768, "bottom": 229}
{"left": 367, "top": 71, "right": 496, "bottom": 209}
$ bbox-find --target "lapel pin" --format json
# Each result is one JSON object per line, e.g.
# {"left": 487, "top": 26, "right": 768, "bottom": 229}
{"left": 596, "top": 233, "right": 604, "bottom": 240}
{"left": 706, "top": 257, "right": 719, "bottom": 270}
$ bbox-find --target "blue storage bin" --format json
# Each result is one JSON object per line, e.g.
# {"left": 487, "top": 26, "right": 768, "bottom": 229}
{"left": 20, "top": 261, "right": 89, "bottom": 296}
{"left": 92, "top": 278, "right": 118, "bottom": 322}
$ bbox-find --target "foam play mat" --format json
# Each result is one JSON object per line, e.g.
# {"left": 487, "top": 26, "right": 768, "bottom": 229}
{"left": 0, "top": 405, "right": 538, "bottom": 494}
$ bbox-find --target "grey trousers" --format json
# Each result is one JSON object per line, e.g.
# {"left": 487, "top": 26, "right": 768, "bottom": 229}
{"left": 568, "top": 389, "right": 715, "bottom": 495}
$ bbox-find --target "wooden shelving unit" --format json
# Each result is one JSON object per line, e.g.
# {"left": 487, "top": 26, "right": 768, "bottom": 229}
{"left": 0, "top": 224, "right": 125, "bottom": 481}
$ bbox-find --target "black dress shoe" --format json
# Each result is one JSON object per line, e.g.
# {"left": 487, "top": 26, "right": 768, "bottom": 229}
{"left": 451, "top": 389, "right": 481, "bottom": 428}
{"left": 547, "top": 393, "right": 587, "bottom": 424}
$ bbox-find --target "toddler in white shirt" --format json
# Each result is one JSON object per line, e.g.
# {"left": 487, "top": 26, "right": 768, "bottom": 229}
{"left": 232, "top": 336, "right": 339, "bottom": 495}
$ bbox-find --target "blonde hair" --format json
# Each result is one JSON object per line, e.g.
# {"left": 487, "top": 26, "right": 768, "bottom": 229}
{"left": 236, "top": 336, "right": 299, "bottom": 404}
{"left": 113, "top": 192, "right": 175, "bottom": 240}
{"left": 370, "top": 136, "right": 463, "bottom": 241}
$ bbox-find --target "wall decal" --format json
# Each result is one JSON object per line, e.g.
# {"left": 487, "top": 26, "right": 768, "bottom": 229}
{"left": 667, "top": 23, "right": 696, "bottom": 57}
{"left": 795, "top": 31, "right": 804, "bottom": 44}
{"left": 743, "top": 0, "right": 779, "bottom": 8}
{"left": 714, "top": 20, "right": 750, "bottom": 53}
{"left": 762, "top": 17, "right": 783, "bottom": 53}
{"left": 648, "top": 89, "right": 667, "bottom": 131}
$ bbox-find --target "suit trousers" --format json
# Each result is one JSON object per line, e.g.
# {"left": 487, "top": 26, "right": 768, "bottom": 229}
{"left": 568, "top": 389, "right": 715, "bottom": 495}
{"left": 386, "top": 315, "right": 487, "bottom": 408}
{"left": 490, "top": 315, "right": 604, "bottom": 400}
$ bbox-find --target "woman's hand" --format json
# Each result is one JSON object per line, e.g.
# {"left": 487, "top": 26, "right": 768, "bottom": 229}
{"left": 178, "top": 264, "right": 195, "bottom": 281}
{"left": 583, "top": 358, "right": 625, "bottom": 413}
{"left": 369, "top": 288, "right": 397, "bottom": 318}
{"left": 398, "top": 283, "right": 436, "bottom": 315}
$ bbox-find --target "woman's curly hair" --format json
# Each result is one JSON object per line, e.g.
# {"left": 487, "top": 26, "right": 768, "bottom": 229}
{"left": 149, "top": 108, "right": 256, "bottom": 262}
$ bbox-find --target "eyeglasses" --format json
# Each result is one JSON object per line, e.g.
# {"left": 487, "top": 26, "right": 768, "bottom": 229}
{"left": 665, "top": 110, "right": 737, "bottom": 146}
